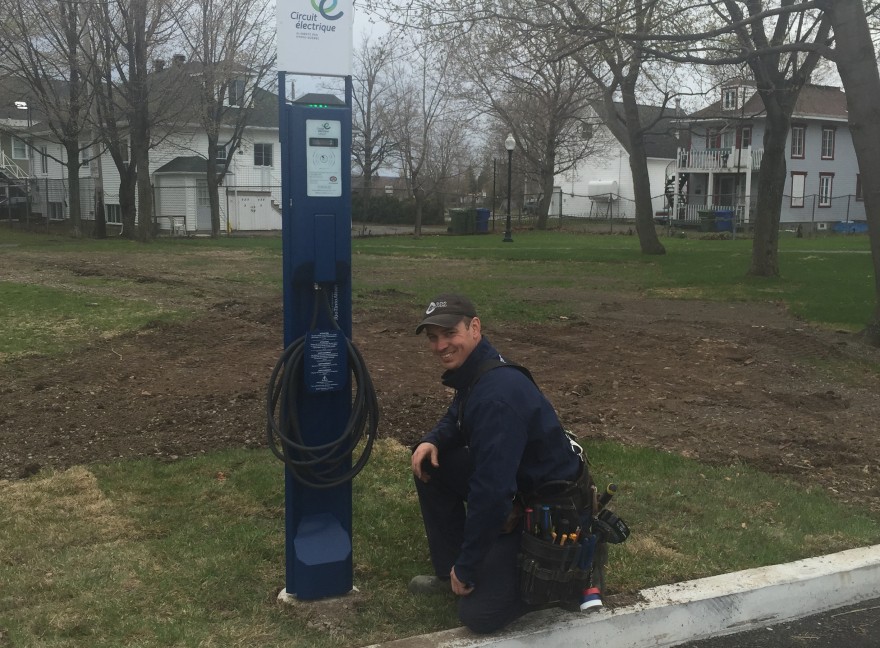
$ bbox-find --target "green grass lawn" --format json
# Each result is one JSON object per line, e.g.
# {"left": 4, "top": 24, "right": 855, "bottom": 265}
{"left": 2, "top": 440, "right": 878, "bottom": 648}
{"left": 353, "top": 230, "right": 874, "bottom": 331}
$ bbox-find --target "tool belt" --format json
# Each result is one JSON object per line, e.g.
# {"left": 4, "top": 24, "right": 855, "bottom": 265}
{"left": 517, "top": 460, "right": 629, "bottom": 606}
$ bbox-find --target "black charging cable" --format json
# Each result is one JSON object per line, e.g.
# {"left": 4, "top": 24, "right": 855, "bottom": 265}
{"left": 266, "top": 287, "right": 378, "bottom": 489}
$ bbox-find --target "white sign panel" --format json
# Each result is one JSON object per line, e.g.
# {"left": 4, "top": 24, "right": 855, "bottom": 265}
{"left": 306, "top": 119, "right": 342, "bottom": 197}
{"left": 277, "top": 0, "right": 353, "bottom": 76}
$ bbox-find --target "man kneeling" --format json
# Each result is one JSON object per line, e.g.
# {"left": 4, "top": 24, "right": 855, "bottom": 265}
{"left": 409, "top": 293, "right": 584, "bottom": 633}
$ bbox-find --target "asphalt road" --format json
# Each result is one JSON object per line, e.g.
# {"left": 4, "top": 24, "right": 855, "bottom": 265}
{"left": 676, "top": 598, "right": 880, "bottom": 647}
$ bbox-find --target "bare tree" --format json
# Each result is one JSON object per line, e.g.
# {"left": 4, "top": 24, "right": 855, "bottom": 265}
{"left": 701, "top": 2, "right": 831, "bottom": 277}
{"left": 0, "top": 0, "right": 97, "bottom": 236}
{"left": 449, "top": 14, "right": 605, "bottom": 230}
{"left": 423, "top": 110, "right": 472, "bottom": 214}
{"left": 384, "top": 33, "right": 460, "bottom": 236}
{"left": 89, "top": 0, "right": 184, "bottom": 241}
{"left": 352, "top": 36, "right": 398, "bottom": 198}
{"left": 555, "top": 0, "right": 704, "bottom": 255}
{"left": 172, "top": 0, "right": 275, "bottom": 238}
{"left": 368, "top": 0, "right": 683, "bottom": 251}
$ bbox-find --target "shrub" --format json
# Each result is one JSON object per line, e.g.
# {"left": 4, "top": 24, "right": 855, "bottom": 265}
{"left": 351, "top": 193, "right": 445, "bottom": 226}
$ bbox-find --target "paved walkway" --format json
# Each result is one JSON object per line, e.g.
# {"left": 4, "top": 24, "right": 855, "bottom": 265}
{"left": 677, "top": 597, "right": 880, "bottom": 647}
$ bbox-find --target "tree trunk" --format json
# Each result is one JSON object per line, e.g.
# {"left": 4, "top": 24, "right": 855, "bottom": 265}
{"left": 119, "top": 168, "right": 137, "bottom": 240}
{"left": 208, "top": 177, "right": 222, "bottom": 237}
{"left": 413, "top": 185, "right": 424, "bottom": 238}
{"left": 95, "top": 191, "right": 106, "bottom": 239}
{"left": 821, "top": 0, "right": 880, "bottom": 344}
{"left": 206, "top": 149, "right": 222, "bottom": 238}
{"left": 135, "top": 144, "right": 152, "bottom": 241}
{"left": 748, "top": 107, "right": 791, "bottom": 277}
{"left": 620, "top": 96, "right": 665, "bottom": 255}
{"left": 536, "top": 171, "right": 555, "bottom": 230}
{"left": 64, "top": 143, "right": 82, "bottom": 238}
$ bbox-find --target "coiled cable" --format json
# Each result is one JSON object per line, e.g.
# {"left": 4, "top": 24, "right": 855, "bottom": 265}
{"left": 266, "top": 287, "right": 378, "bottom": 489}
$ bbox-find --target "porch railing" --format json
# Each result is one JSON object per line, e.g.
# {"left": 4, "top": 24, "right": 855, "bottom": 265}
{"left": 677, "top": 147, "right": 762, "bottom": 171}
{"left": 675, "top": 203, "right": 745, "bottom": 223}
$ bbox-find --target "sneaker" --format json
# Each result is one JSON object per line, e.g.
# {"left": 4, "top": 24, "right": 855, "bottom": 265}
{"left": 408, "top": 574, "right": 450, "bottom": 595}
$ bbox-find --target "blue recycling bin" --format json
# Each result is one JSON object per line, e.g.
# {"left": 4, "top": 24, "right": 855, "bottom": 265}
{"left": 715, "top": 209, "right": 734, "bottom": 232}
{"left": 475, "top": 208, "right": 490, "bottom": 233}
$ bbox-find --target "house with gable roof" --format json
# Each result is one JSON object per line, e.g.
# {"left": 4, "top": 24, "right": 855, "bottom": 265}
{"left": 671, "top": 82, "right": 866, "bottom": 231}
{"left": 0, "top": 58, "right": 282, "bottom": 235}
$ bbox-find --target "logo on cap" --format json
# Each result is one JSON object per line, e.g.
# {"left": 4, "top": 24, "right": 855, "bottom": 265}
{"left": 425, "top": 300, "right": 448, "bottom": 315}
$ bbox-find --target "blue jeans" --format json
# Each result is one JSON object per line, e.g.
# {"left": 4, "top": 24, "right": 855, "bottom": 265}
{"left": 414, "top": 446, "right": 526, "bottom": 633}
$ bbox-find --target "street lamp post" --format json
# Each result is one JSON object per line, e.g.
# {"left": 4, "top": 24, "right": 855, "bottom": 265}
{"left": 503, "top": 133, "right": 515, "bottom": 242}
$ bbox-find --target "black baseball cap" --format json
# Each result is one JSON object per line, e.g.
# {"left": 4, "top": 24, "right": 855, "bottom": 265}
{"left": 415, "top": 293, "right": 477, "bottom": 334}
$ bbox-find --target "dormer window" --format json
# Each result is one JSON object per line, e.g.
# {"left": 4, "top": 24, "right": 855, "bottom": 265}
{"left": 227, "top": 79, "right": 246, "bottom": 107}
{"left": 722, "top": 87, "right": 738, "bottom": 110}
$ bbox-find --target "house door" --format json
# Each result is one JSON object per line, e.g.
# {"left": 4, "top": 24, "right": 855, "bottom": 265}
{"left": 196, "top": 179, "right": 212, "bottom": 231}
{"left": 715, "top": 176, "right": 736, "bottom": 206}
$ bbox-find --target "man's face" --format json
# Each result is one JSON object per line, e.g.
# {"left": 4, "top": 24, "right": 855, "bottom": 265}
{"left": 423, "top": 318, "right": 481, "bottom": 371}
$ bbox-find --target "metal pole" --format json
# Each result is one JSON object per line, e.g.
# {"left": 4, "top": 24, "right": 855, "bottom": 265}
{"left": 492, "top": 158, "right": 496, "bottom": 232}
{"left": 503, "top": 148, "right": 513, "bottom": 242}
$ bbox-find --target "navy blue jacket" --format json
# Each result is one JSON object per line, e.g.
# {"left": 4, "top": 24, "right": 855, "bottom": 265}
{"left": 420, "top": 337, "right": 581, "bottom": 585}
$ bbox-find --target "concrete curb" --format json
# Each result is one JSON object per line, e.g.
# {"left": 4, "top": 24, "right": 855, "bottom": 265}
{"left": 366, "top": 544, "right": 880, "bottom": 648}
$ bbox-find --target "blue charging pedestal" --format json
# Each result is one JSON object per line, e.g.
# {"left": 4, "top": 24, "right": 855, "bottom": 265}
{"left": 277, "top": 75, "right": 354, "bottom": 600}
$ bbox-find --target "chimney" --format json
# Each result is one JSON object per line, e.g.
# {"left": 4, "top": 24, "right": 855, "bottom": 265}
{"left": 154, "top": 59, "right": 166, "bottom": 72}
{"left": 172, "top": 54, "right": 185, "bottom": 67}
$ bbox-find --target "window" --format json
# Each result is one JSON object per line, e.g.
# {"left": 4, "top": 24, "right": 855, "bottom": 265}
{"left": 105, "top": 203, "right": 122, "bottom": 224}
{"left": 48, "top": 202, "right": 64, "bottom": 220}
{"left": 253, "top": 143, "right": 273, "bottom": 167}
{"left": 857, "top": 174, "right": 863, "bottom": 202}
{"left": 12, "top": 137, "right": 27, "bottom": 159}
{"left": 721, "top": 130, "right": 735, "bottom": 149}
{"left": 791, "top": 172, "right": 806, "bottom": 208}
{"left": 819, "top": 173, "right": 834, "bottom": 207}
{"left": 790, "top": 125, "right": 805, "bottom": 159}
{"left": 40, "top": 145, "right": 48, "bottom": 174}
{"left": 722, "top": 87, "right": 738, "bottom": 110}
{"left": 821, "top": 126, "right": 835, "bottom": 160}
{"left": 216, "top": 144, "right": 227, "bottom": 163}
{"left": 740, "top": 126, "right": 752, "bottom": 149}
{"left": 227, "top": 79, "right": 246, "bottom": 106}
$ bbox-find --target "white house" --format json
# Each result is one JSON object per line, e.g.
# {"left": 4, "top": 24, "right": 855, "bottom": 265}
{"left": 554, "top": 103, "right": 682, "bottom": 220}
{"left": 1, "top": 64, "right": 283, "bottom": 235}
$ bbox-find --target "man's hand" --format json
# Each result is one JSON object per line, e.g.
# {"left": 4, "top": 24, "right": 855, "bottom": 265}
{"left": 450, "top": 566, "right": 474, "bottom": 596}
{"left": 411, "top": 442, "right": 439, "bottom": 483}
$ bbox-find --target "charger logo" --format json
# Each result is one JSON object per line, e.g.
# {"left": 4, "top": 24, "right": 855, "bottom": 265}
{"left": 311, "top": 0, "right": 343, "bottom": 20}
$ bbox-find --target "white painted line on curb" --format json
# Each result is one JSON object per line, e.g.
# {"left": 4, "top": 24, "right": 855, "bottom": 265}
{"left": 367, "top": 544, "right": 880, "bottom": 648}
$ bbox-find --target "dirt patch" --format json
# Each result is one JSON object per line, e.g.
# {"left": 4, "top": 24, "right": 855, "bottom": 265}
{"left": 2, "top": 248, "right": 880, "bottom": 520}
